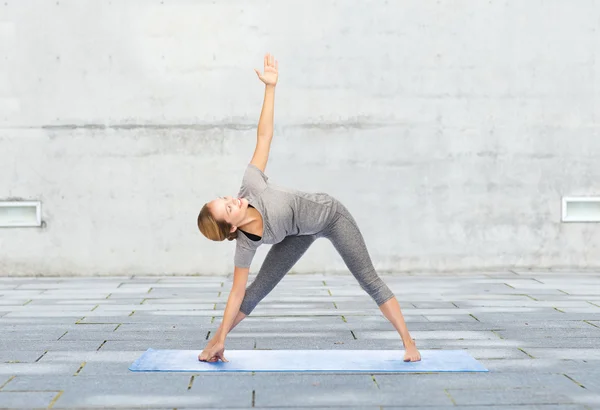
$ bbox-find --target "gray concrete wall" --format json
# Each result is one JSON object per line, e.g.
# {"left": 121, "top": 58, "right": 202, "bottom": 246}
{"left": 1, "top": 0, "right": 599, "bottom": 276}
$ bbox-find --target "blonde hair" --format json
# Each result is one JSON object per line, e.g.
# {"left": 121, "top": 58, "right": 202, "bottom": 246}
{"left": 197, "top": 203, "right": 238, "bottom": 241}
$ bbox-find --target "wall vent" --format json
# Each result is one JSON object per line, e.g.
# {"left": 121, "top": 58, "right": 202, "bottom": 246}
{"left": 0, "top": 201, "right": 42, "bottom": 227}
{"left": 562, "top": 197, "right": 600, "bottom": 222}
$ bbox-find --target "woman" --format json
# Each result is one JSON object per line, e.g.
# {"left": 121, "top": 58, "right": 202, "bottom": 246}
{"left": 197, "top": 53, "right": 421, "bottom": 363}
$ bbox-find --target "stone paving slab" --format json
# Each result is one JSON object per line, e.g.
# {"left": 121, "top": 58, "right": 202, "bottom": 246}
{"left": 1, "top": 330, "right": 69, "bottom": 340}
{"left": 58, "top": 330, "right": 206, "bottom": 342}
{"left": 355, "top": 330, "right": 498, "bottom": 340}
{"left": 424, "top": 314, "right": 483, "bottom": 322}
{"left": 447, "top": 388, "right": 576, "bottom": 406}
{"left": 37, "top": 350, "right": 142, "bottom": 364}
{"left": 55, "top": 389, "right": 246, "bottom": 408}
{"left": 0, "top": 351, "right": 48, "bottom": 363}
{"left": 516, "top": 348, "right": 600, "bottom": 360}
{"left": 2, "top": 272, "right": 600, "bottom": 408}
{"left": 254, "top": 383, "right": 454, "bottom": 407}
{"left": 101, "top": 338, "right": 257, "bottom": 351}
{"left": 486, "top": 338, "right": 600, "bottom": 349}
{"left": 0, "top": 363, "right": 75, "bottom": 376}
{"left": 3, "top": 374, "right": 194, "bottom": 393}
{"left": 343, "top": 320, "right": 494, "bottom": 331}
{"left": 0, "top": 391, "right": 59, "bottom": 409}
{"left": 76, "top": 315, "right": 214, "bottom": 324}
{"left": 496, "top": 328, "right": 600, "bottom": 338}
{"left": 0, "top": 340, "right": 106, "bottom": 352}
{"left": 377, "top": 372, "right": 581, "bottom": 393}
{"left": 481, "top": 358, "right": 600, "bottom": 373}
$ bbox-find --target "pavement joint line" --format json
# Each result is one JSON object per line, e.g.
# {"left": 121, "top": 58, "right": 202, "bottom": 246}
{"left": 213, "top": 303, "right": 217, "bottom": 310}
{"left": 0, "top": 376, "right": 15, "bottom": 391}
{"left": 22, "top": 299, "right": 32, "bottom": 306}
{"left": 327, "top": 289, "right": 333, "bottom": 296}
{"left": 251, "top": 390, "right": 255, "bottom": 407}
{"left": 147, "top": 287, "right": 153, "bottom": 294}
{"left": 443, "top": 389, "right": 457, "bottom": 405}
{"left": 47, "top": 390, "right": 64, "bottom": 409}
{"left": 350, "top": 330, "right": 357, "bottom": 340}
{"left": 584, "top": 320, "right": 599, "bottom": 328}
{"left": 587, "top": 301, "right": 600, "bottom": 307}
{"left": 105, "top": 293, "right": 112, "bottom": 299}
{"left": 90, "top": 304, "right": 99, "bottom": 311}
{"left": 522, "top": 294, "right": 539, "bottom": 301}
{"left": 490, "top": 330, "right": 504, "bottom": 339}
{"left": 35, "top": 351, "right": 48, "bottom": 362}
{"left": 117, "top": 283, "right": 124, "bottom": 288}
{"left": 140, "top": 298, "right": 147, "bottom": 305}
{"left": 563, "top": 373, "right": 586, "bottom": 389}
{"left": 341, "top": 316, "right": 347, "bottom": 323}
{"left": 554, "top": 307, "right": 565, "bottom": 313}
{"left": 206, "top": 331, "right": 211, "bottom": 341}
{"left": 73, "top": 361, "right": 86, "bottom": 376}
{"left": 97, "top": 340, "right": 107, "bottom": 351}
{"left": 187, "top": 375, "right": 194, "bottom": 390}
{"left": 504, "top": 283, "right": 515, "bottom": 289}
{"left": 532, "top": 278, "right": 545, "bottom": 284}
{"left": 75, "top": 316, "right": 85, "bottom": 324}
{"left": 371, "top": 374, "right": 379, "bottom": 389}
{"left": 558, "top": 289, "right": 570, "bottom": 295}
{"left": 57, "top": 331, "right": 68, "bottom": 341}
{"left": 518, "top": 347, "right": 535, "bottom": 358}
{"left": 332, "top": 302, "right": 338, "bottom": 309}
{"left": 322, "top": 280, "right": 327, "bottom": 286}
{"left": 211, "top": 316, "right": 215, "bottom": 324}
{"left": 129, "top": 311, "right": 135, "bottom": 316}
{"left": 469, "top": 313, "right": 480, "bottom": 322}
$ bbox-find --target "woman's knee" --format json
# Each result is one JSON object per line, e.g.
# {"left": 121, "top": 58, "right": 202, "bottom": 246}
{"left": 360, "top": 276, "right": 395, "bottom": 305}
{"left": 239, "top": 295, "right": 257, "bottom": 316}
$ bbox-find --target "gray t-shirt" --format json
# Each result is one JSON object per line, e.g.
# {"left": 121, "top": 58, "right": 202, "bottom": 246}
{"left": 234, "top": 164, "right": 338, "bottom": 268}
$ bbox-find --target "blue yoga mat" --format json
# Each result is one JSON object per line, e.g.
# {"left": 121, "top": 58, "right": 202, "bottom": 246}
{"left": 129, "top": 348, "right": 488, "bottom": 373}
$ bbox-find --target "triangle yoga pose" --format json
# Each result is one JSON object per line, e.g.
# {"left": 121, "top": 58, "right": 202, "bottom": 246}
{"left": 197, "top": 53, "right": 421, "bottom": 363}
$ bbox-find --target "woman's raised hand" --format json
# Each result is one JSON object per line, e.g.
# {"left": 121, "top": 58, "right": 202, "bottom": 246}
{"left": 254, "top": 53, "right": 278, "bottom": 86}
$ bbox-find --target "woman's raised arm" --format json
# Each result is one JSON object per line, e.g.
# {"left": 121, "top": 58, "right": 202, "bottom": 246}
{"left": 250, "top": 53, "right": 278, "bottom": 173}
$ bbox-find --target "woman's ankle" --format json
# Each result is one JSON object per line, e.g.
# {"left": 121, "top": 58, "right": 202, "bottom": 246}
{"left": 402, "top": 338, "right": 416, "bottom": 348}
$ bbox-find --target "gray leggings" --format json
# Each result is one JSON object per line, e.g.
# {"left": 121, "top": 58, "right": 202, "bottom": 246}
{"left": 239, "top": 202, "right": 395, "bottom": 315}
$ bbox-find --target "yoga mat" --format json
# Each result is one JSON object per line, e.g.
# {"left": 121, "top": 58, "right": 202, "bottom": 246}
{"left": 129, "top": 348, "right": 488, "bottom": 373}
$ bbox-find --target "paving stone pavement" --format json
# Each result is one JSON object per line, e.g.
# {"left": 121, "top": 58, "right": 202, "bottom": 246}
{"left": 0, "top": 270, "right": 599, "bottom": 409}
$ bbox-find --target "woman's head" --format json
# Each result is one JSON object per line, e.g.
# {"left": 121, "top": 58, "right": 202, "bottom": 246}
{"left": 197, "top": 196, "right": 249, "bottom": 241}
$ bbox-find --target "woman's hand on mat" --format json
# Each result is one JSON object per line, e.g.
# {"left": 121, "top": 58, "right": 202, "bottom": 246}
{"left": 254, "top": 53, "right": 278, "bottom": 86}
{"left": 198, "top": 341, "right": 229, "bottom": 363}
{"left": 403, "top": 339, "right": 421, "bottom": 362}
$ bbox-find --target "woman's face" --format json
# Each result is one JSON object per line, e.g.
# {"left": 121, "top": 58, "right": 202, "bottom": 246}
{"left": 208, "top": 196, "right": 249, "bottom": 228}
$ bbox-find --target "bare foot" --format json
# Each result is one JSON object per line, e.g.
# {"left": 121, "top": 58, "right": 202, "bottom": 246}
{"left": 403, "top": 339, "right": 421, "bottom": 362}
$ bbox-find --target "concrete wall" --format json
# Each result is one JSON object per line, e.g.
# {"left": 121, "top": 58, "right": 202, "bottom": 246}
{"left": 1, "top": 0, "right": 599, "bottom": 276}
